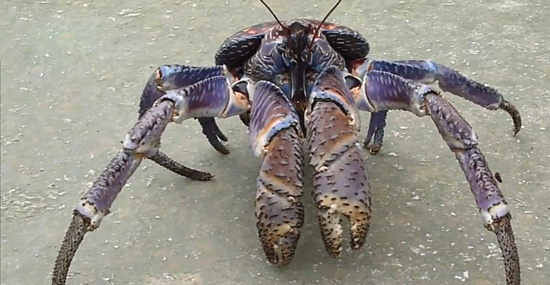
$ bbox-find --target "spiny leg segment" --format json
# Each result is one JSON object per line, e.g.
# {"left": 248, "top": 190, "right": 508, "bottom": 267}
{"left": 351, "top": 59, "right": 522, "bottom": 154}
{"left": 51, "top": 65, "right": 250, "bottom": 285}
{"left": 348, "top": 64, "right": 520, "bottom": 285}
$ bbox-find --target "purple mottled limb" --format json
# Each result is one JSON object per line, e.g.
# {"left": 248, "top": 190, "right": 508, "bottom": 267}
{"left": 363, "top": 110, "right": 387, "bottom": 154}
{"left": 78, "top": 100, "right": 176, "bottom": 230}
{"left": 53, "top": 95, "right": 234, "bottom": 284}
{"left": 248, "top": 81, "right": 305, "bottom": 265}
{"left": 425, "top": 93, "right": 520, "bottom": 285}
{"left": 353, "top": 70, "right": 436, "bottom": 115}
{"left": 76, "top": 150, "right": 143, "bottom": 230}
{"left": 352, "top": 68, "right": 520, "bottom": 283}
{"left": 163, "top": 76, "right": 250, "bottom": 122}
{"left": 349, "top": 69, "right": 439, "bottom": 154}
{"left": 139, "top": 65, "right": 227, "bottom": 117}
{"left": 139, "top": 64, "right": 236, "bottom": 154}
{"left": 363, "top": 59, "right": 522, "bottom": 135}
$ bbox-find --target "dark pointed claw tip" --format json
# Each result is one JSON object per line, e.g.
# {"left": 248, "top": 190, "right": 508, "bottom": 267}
{"left": 499, "top": 100, "right": 522, "bottom": 136}
{"left": 204, "top": 129, "right": 230, "bottom": 154}
{"left": 51, "top": 212, "right": 91, "bottom": 285}
{"left": 148, "top": 152, "right": 215, "bottom": 181}
{"left": 363, "top": 142, "right": 381, "bottom": 155}
{"left": 259, "top": 230, "right": 299, "bottom": 266}
{"left": 197, "top": 117, "right": 230, "bottom": 154}
{"left": 493, "top": 214, "right": 521, "bottom": 285}
{"left": 210, "top": 140, "right": 230, "bottom": 155}
{"left": 215, "top": 128, "right": 228, "bottom": 142}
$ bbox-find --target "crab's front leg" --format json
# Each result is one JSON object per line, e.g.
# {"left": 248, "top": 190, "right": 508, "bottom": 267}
{"left": 305, "top": 67, "right": 372, "bottom": 257}
{"left": 248, "top": 81, "right": 305, "bottom": 266}
{"left": 140, "top": 64, "right": 238, "bottom": 154}
{"left": 350, "top": 68, "right": 520, "bottom": 285}
{"left": 51, "top": 74, "right": 250, "bottom": 285}
{"left": 351, "top": 58, "right": 522, "bottom": 154}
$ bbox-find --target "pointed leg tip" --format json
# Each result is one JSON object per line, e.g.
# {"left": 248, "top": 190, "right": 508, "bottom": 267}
{"left": 214, "top": 143, "right": 230, "bottom": 155}
{"left": 492, "top": 214, "right": 521, "bottom": 285}
{"left": 189, "top": 172, "right": 215, "bottom": 181}
{"left": 499, "top": 100, "right": 522, "bottom": 137}
{"left": 364, "top": 143, "right": 381, "bottom": 155}
{"left": 149, "top": 152, "right": 216, "bottom": 181}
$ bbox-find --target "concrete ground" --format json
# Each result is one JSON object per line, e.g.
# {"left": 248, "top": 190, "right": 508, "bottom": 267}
{"left": 1, "top": 0, "right": 548, "bottom": 284}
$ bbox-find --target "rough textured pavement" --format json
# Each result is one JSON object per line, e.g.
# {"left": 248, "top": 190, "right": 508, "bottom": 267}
{"left": 1, "top": 0, "right": 549, "bottom": 284}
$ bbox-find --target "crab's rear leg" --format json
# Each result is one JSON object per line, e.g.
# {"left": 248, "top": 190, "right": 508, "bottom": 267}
{"left": 305, "top": 67, "right": 372, "bottom": 257}
{"left": 351, "top": 69, "right": 520, "bottom": 284}
{"left": 249, "top": 81, "right": 305, "bottom": 265}
{"left": 351, "top": 58, "right": 522, "bottom": 154}
{"left": 51, "top": 76, "right": 250, "bottom": 285}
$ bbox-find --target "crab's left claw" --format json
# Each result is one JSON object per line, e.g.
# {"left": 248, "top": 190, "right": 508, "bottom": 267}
{"left": 306, "top": 66, "right": 372, "bottom": 258}
{"left": 249, "top": 81, "right": 305, "bottom": 265}
{"left": 51, "top": 72, "right": 250, "bottom": 285}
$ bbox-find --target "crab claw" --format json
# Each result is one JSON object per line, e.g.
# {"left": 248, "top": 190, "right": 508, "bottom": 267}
{"left": 305, "top": 66, "right": 372, "bottom": 257}
{"left": 249, "top": 81, "right": 305, "bottom": 265}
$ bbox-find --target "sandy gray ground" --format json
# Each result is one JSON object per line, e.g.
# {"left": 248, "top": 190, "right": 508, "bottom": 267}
{"left": 1, "top": 0, "right": 549, "bottom": 284}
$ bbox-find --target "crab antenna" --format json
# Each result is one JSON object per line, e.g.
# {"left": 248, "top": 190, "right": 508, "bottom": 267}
{"left": 319, "top": 0, "right": 342, "bottom": 29}
{"left": 310, "top": 0, "right": 342, "bottom": 51}
{"left": 259, "top": 0, "right": 285, "bottom": 29}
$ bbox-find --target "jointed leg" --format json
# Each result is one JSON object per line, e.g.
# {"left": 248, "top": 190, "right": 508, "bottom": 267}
{"left": 350, "top": 58, "right": 522, "bottom": 154}
{"left": 140, "top": 64, "right": 235, "bottom": 154}
{"left": 363, "top": 110, "right": 387, "bottom": 154}
{"left": 248, "top": 81, "right": 305, "bottom": 265}
{"left": 51, "top": 70, "right": 250, "bottom": 285}
{"left": 350, "top": 69, "right": 520, "bottom": 285}
{"left": 52, "top": 99, "right": 175, "bottom": 285}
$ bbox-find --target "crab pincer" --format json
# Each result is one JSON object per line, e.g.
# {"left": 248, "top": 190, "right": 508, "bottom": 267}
{"left": 305, "top": 66, "right": 372, "bottom": 257}
{"left": 248, "top": 81, "right": 305, "bottom": 265}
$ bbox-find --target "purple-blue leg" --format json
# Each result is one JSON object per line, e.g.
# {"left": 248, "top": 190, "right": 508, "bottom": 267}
{"left": 51, "top": 74, "right": 250, "bottom": 285}
{"left": 139, "top": 64, "right": 234, "bottom": 154}
{"left": 363, "top": 110, "right": 387, "bottom": 154}
{"left": 351, "top": 58, "right": 522, "bottom": 154}
{"left": 349, "top": 70, "right": 520, "bottom": 285}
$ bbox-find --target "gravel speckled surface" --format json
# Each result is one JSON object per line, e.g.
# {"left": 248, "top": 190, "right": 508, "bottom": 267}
{"left": 1, "top": 0, "right": 548, "bottom": 284}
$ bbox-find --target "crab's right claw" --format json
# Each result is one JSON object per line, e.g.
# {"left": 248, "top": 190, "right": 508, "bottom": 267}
{"left": 306, "top": 66, "right": 372, "bottom": 257}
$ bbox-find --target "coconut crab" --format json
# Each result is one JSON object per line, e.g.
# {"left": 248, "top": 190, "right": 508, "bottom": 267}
{"left": 51, "top": 1, "right": 522, "bottom": 284}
